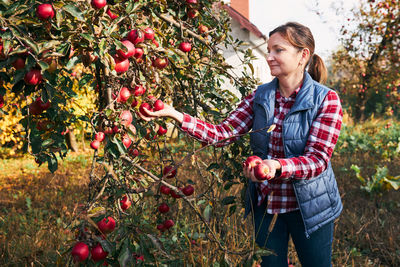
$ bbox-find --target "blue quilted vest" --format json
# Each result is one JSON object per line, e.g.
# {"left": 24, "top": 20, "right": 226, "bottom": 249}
{"left": 244, "top": 72, "right": 342, "bottom": 238}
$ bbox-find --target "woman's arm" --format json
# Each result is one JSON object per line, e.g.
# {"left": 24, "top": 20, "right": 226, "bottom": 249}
{"left": 139, "top": 92, "right": 255, "bottom": 147}
{"left": 276, "top": 90, "right": 343, "bottom": 180}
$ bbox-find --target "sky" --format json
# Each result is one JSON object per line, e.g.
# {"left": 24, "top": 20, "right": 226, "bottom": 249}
{"left": 250, "top": 0, "right": 361, "bottom": 62}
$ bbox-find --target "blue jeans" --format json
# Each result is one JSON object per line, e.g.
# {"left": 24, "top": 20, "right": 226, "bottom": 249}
{"left": 253, "top": 201, "right": 334, "bottom": 267}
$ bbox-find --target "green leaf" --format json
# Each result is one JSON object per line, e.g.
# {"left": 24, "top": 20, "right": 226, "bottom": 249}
{"left": 80, "top": 33, "right": 94, "bottom": 42}
{"left": 38, "top": 61, "right": 49, "bottom": 71}
{"left": 383, "top": 177, "right": 400, "bottom": 190}
{"left": 56, "top": 9, "right": 65, "bottom": 29}
{"left": 248, "top": 63, "right": 254, "bottom": 75}
{"left": 203, "top": 204, "right": 212, "bottom": 222}
{"left": 79, "top": 74, "right": 94, "bottom": 87}
{"left": 126, "top": 2, "right": 134, "bottom": 14}
{"left": 47, "top": 153, "right": 58, "bottom": 173}
{"left": 221, "top": 196, "right": 236, "bottom": 205}
{"left": 207, "top": 163, "right": 220, "bottom": 171}
{"left": 42, "top": 139, "right": 54, "bottom": 147}
{"left": 118, "top": 242, "right": 132, "bottom": 267}
{"left": 63, "top": 4, "right": 85, "bottom": 22}
{"left": 22, "top": 38, "right": 39, "bottom": 55}
{"left": 66, "top": 56, "right": 80, "bottom": 70}
{"left": 12, "top": 70, "right": 26, "bottom": 85}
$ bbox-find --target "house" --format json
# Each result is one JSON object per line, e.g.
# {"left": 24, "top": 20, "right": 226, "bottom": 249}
{"left": 219, "top": 0, "right": 272, "bottom": 97}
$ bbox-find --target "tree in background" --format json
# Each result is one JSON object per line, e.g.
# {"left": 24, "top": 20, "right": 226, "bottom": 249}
{"left": 0, "top": 0, "right": 262, "bottom": 265}
{"left": 328, "top": 0, "right": 399, "bottom": 120}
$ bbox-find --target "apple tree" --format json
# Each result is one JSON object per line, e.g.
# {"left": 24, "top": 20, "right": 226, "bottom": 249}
{"left": 328, "top": 0, "right": 399, "bottom": 120}
{"left": 0, "top": 0, "right": 264, "bottom": 265}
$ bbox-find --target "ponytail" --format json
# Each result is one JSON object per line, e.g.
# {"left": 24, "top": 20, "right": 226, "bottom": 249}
{"left": 308, "top": 54, "right": 327, "bottom": 84}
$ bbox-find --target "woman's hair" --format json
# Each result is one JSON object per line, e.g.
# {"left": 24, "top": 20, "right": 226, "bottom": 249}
{"left": 269, "top": 22, "right": 327, "bottom": 84}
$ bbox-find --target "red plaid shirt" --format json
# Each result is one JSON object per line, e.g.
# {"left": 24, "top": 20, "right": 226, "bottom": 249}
{"left": 181, "top": 86, "right": 342, "bottom": 214}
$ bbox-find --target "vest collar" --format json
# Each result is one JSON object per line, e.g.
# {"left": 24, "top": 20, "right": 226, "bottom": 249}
{"left": 288, "top": 72, "right": 315, "bottom": 114}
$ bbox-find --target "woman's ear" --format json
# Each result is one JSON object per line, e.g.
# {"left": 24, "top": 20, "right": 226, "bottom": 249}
{"left": 300, "top": 48, "right": 310, "bottom": 65}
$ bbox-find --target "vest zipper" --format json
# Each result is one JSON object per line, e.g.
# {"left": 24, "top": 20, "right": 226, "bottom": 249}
{"left": 282, "top": 117, "right": 310, "bottom": 239}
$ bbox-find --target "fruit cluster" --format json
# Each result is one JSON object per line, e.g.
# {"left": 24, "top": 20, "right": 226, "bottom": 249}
{"left": 244, "top": 156, "right": 271, "bottom": 180}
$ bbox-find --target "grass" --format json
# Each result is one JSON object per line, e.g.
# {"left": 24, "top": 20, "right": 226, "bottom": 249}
{"left": 0, "top": 145, "right": 399, "bottom": 266}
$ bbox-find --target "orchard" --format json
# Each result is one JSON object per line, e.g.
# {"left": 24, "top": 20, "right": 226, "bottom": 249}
{"left": 0, "top": 0, "right": 262, "bottom": 265}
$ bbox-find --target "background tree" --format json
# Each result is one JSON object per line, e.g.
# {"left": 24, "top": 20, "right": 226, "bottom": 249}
{"left": 328, "top": 0, "right": 399, "bottom": 120}
{"left": 0, "top": 0, "right": 264, "bottom": 265}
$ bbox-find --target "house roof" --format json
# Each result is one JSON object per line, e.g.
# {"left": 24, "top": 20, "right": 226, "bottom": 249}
{"left": 223, "top": 5, "right": 266, "bottom": 40}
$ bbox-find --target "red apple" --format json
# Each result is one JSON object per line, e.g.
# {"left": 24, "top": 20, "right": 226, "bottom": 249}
{"left": 12, "top": 57, "right": 25, "bottom": 70}
{"left": 186, "top": 0, "right": 197, "bottom": 3}
{"left": 119, "top": 110, "right": 133, "bottom": 126}
{"left": 253, "top": 163, "right": 270, "bottom": 180}
{"left": 24, "top": 69, "right": 42, "bottom": 85}
{"left": 29, "top": 98, "right": 47, "bottom": 115}
{"left": 152, "top": 39, "right": 159, "bottom": 47}
{"left": 182, "top": 185, "right": 194, "bottom": 196}
{"left": 114, "top": 55, "right": 129, "bottom": 73}
{"left": 133, "top": 47, "right": 144, "bottom": 59}
{"left": 127, "top": 29, "right": 144, "bottom": 45}
{"left": 117, "top": 40, "right": 135, "bottom": 59}
{"left": 139, "top": 102, "right": 152, "bottom": 116}
{"left": 104, "top": 126, "right": 113, "bottom": 135}
{"left": 153, "top": 99, "right": 164, "bottom": 111}
{"left": 160, "top": 185, "right": 170, "bottom": 195}
{"left": 71, "top": 242, "right": 89, "bottom": 262}
{"left": 152, "top": 57, "right": 168, "bottom": 69}
{"left": 36, "top": 120, "right": 51, "bottom": 131}
{"left": 90, "top": 140, "right": 100, "bottom": 150}
{"left": 170, "top": 189, "right": 182, "bottom": 199}
{"left": 131, "top": 99, "right": 138, "bottom": 107}
{"left": 163, "top": 219, "right": 174, "bottom": 229}
{"left": 122, "top": 134, "right": 132, "bottom": 148}
{"left": 133, "top": 85, "right": 145, "bottom": 96}
{"left": 179, "top": 42, "right": 192, "bottom": 52}
{"left": 143, "top": 27, "right": 155, "bottom": 40}
{"left": 117, "top": 86, "right": 131, "bottom": 103}
{"left": 36, "top": 4, "right": 55, "bottom": 20}
{"left": 120, "top": 195, "right": 131, "bottom": 211}
{"left": 187, "top": 9, "right": 199, "bottom": 19}
{"left": 129, "top": 148, "right": 139, "bottom": 158}
{"left": 91, "top": 0, "right": 107, "bottom": 9}
{"left": 36, "top": 97, "right": 50, "bottom": 110}
{"left": 244, "top": 155, "right": 262, "bottom": 169}
{"left": 157, "top": 224, "right": 166, "bottom": 232}
{"left": 97, "top": 216, "right": 116, "bottom": 234}
{"left": 0, "top": 95, "right": 4, "bottom": 108}
{"left": 95, "top": 132, "right": 105, "bottom": 142}
{"left": 106, "top": 8, "right": 118, "bottom": 19}
{"left": 112, "top": 124, "right": 120, "bottom": 133}
{"left": 158, "top": 202, "right": 169, "bottom": 213}
{"left": 198, "top": 25, "right": 208, "bottom": 34}
{"left": 91, "top": 243, "right": 108, "bottom": 262}
{"left": 157, "top": 126, "right": 167, "bottom": 136}
{"left": 163, "top": 165, "right": 177, "bottom": 179}
{"left": 61, "top": 128, "right": 69, "bottom": 135}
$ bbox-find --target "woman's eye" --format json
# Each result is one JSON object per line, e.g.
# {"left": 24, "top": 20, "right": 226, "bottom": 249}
{"left": 276, "top": 49, "right": 283, "bottom": 53}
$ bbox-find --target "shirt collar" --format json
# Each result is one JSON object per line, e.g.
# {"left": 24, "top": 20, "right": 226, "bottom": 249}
{"left": 276, "top": 85, "right": 302, "bottom": 103}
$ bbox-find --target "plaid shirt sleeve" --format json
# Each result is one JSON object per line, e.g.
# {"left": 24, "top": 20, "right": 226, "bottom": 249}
{"left": 277, "top": 90, "right": 343, "bottom": 180}
{"left": 180, "top": 91, "right": 255, "bottom": 147}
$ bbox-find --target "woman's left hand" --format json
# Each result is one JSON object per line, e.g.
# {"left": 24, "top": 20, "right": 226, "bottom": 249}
{"left": 243, "top": 159, "right": 281, "bottom": 182}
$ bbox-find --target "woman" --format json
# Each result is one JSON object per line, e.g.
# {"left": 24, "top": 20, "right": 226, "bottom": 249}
{"left": 140, "top": 22, "right": 343, "bottom": 267}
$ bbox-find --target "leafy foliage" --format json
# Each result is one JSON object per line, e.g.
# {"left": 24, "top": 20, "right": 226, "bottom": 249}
{"left": 327, "top": 0, "right": 399, "bottom": 120}
{"left": 0, "top": 0, "right": 263, "bottom": 265}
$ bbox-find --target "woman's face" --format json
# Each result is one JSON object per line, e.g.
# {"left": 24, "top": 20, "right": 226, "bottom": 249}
{"left": 266, "top": 33, "right": 306, "bottom": 78}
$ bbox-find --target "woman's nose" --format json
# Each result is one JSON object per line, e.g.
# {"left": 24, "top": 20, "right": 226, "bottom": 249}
{"left": 266, "top": 53, "right": 274, "bottom": 62}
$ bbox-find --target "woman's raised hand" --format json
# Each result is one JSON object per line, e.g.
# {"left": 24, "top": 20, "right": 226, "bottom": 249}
{"left": 138, "top": 102, "right": 184, "bottom": 124}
